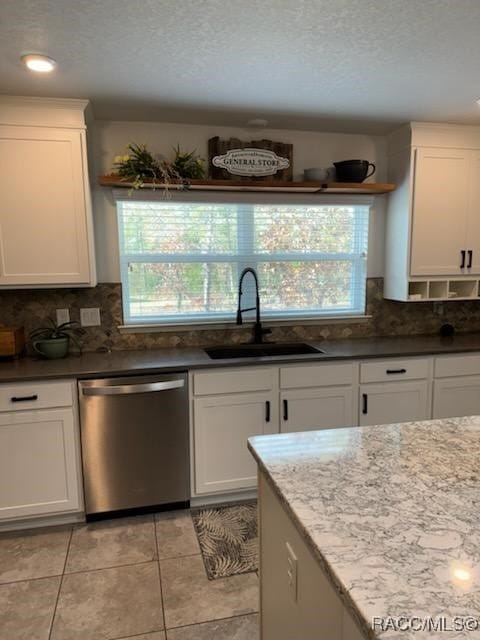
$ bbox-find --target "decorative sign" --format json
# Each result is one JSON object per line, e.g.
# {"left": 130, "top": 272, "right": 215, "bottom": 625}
{"left": 212, "top": 148, "right": 290, "bottom": 177}
{"left": 208, "top": 137, "right": 293, "bottom": 181}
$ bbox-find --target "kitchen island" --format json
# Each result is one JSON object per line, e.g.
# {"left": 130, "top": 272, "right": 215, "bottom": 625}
{"left": 248, "top": 416, "right": 480, "bottom": 639}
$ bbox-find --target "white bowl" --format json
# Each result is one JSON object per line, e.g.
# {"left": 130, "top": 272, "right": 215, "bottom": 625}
{"left": 303, "top": 167, "right": 332, "bottom": 181}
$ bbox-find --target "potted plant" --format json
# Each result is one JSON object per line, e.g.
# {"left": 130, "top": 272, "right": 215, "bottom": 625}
{"left": 29, "top": 319, "right": 85, "bottom": 359}
{"left": 113, "top": 143, "right": 173, "bottom": 190}
{"left": 111, "top": 142, "right": 205, "bottom": 189}
{"left": 171, "top": 145, "right": 205, "bottom": 179}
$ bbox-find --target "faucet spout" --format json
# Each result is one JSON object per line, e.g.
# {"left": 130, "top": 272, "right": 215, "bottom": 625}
{"left": 236, "top": 267, "right": 271, "bottom": 344}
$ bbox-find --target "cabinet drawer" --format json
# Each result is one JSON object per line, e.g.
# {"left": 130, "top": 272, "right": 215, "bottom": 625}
{"left": 0, "top": 380, "right": 73, "bottom": 412}
{"left": 193, "top": 367, "right": 276, "bottom": 396}
{"left": 280, "top": 362, "right": 356, "bottom": 389}
{"left": 434, "top": 354, "right": 480, "bottom": 378}
{"left": 360, "top": 358, "right": 429, "bottom": 383}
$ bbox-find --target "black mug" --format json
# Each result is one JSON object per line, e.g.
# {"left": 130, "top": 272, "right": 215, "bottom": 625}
{"left": 333, "top": 160, "right": 376, "bottom": 183}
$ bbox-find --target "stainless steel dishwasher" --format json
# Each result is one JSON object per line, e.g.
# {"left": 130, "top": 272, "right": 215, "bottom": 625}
{"left": 78, "top": 373, "right": 189, "bottom": 518}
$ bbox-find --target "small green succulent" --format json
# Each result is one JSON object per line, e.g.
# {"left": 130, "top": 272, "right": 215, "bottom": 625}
{"left": 171, "top": 145, "right": 205, "bottom": 180}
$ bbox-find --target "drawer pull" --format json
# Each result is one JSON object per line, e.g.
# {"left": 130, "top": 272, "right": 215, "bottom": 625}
{"left": 362, "top": 393, "right": 368, "bottom": 414}
{"left": 11, "top": 394, "right": 38, "bottom": 403}
{"left": 386, "top": 368, "right": 407, "bottom": 375}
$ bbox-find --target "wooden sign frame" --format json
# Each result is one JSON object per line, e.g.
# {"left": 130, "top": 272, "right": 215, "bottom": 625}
{"left": 208, "top": 137, "right": 293, "bottom": 181}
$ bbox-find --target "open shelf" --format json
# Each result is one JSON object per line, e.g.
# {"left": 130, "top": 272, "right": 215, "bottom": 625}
{"left": 405, "top": 279, "right": 480, "bottom": 302}
{"left": 97, "top": 175, "right": 396, "bottom": 195}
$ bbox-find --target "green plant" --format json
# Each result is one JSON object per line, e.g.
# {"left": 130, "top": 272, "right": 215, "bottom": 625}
{"left": 113, "top": 143, "right": 173, "bottom": 189}
{"left": 29, "top": 319, "right": 86, "bottom": 351}
{"left": 111, "top": 143, "right": 205, "bottom": 189}
{"left": 171, "top": 145, "right": 205, "bottom": 179}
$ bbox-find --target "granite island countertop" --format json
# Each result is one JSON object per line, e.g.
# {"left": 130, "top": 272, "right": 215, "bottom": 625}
{"left": 3, "top": 333, "right": 480, "bottom": 383}
{"left": 248, "top": 416, "right": 480, "bottom": 639}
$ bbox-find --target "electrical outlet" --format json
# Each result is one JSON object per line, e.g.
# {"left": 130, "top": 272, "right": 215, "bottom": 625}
{"left": 80, "top": 307, "right": 101, "bottom": 327}
{"left": 56, "top": 308, "right": 70, "bottom": 325}
{"left": 286, "top": 542, "right": 298, "bottom": 602}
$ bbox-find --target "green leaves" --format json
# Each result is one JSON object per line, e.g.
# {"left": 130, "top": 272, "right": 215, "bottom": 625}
{"left": 111, "top": 142, "right": 205, "bottom": 187}
{"left": 171, "top": 144, "right": 205, "bottom": 179}
{"left": 29, "top": 318, "right": 86, "bottom": 344}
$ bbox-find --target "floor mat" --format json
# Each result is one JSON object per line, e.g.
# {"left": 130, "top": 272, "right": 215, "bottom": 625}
{"left": 192, "top": 502, "right": 258, "bottom": 580}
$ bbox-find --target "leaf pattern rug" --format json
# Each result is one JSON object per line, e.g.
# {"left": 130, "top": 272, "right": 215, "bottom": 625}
{"left": 191, "top": 501, "right": 258, "bottom": 580}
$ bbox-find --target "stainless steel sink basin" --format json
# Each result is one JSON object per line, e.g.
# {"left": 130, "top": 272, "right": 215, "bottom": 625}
{"left": 204, "top": 342, "right": 324, "bottom": 359}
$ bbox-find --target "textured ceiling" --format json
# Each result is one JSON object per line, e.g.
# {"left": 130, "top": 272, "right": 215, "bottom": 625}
{"left": 1, "top": 0, "right": 480, "bottom": 133}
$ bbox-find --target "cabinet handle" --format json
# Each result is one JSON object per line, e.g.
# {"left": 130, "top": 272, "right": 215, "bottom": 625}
{"left": 460, "top": 250, "right": 466, "bottom": 269}
{"left": 468, "top": 250, "right": 473, "bottom": 269}
{"left": 10, "top": 395, "right": 38, "bottom": 403}
{"left": 265, "top": 400, "right": 271, "bottom": 423}
{"left": 283, "top": 399, "right": 289, "bottom": 421}
{"left": 386, "top": 368, "right": 407, "bottom": 375}
{"left": 362, "top": 393, "right": 368, "bottom": 415}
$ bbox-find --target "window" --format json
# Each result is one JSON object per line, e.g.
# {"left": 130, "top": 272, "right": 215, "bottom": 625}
{"left": 116, "top": 196, "right": 370, "bottom": 325}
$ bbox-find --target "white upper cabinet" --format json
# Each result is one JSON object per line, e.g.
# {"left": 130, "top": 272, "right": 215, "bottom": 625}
{"left": 467, "top": 151, "right": 480, "bottom": 274}
{"left": 385, "top": 123, "right": 480, "bottom": 301}
{"left": 0, "top": 97, "right": 96, "bottom": 288}
{"left": 410, "top": 147, "right": 470, "bottom": 276}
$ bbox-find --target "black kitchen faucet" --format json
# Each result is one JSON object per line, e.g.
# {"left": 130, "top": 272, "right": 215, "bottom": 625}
{"left": 236, "top": 267, "right": 271, "bottom": 344}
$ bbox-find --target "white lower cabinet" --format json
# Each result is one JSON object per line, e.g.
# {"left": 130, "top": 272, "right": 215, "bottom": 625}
{"left": 193, "top": 391, "right": 278, "bottom": 494}
{"left": 0, "top": 380, "right": 83, "bottom": 522}
{"left": 279, "top": 362, "right": 357, "bottom": 434}
{"left": 359, "top": 381, "right": 430, "bottom": 426}
{"left": 433, "top": 376, "right": 480, "bottom": 418}
{"left": 259, "top": 472, "right": 364, "bottom": 640}
{"left": 280, "top": 387, "right": 356, "bottom": 433}
{"left": 191, "top": 353, "right": 480, "bottom": 497}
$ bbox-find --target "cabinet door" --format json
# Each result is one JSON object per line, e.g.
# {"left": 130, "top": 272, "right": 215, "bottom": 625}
{"left": 359, "top": 381, "right": 430, "bottom": 426}
{"left": 433, "top": 376, "right": 480, "bottom": 419}
{"left": 466, "top": 151, "right": 480, "bottom": 274}
{"left": 280, "top": 387, "right": 356, "bottom": 433}
{"left": 0, "top": 408, "right": 82, "bottom": 520}
{"left": 193, "top": 392, "right": 278, "bottom": 494}
{"left": 0, "top": 126, "right": 94, "bottom": 286}
{"left": 410, "top": 147, "right": 470, "bottom": 276}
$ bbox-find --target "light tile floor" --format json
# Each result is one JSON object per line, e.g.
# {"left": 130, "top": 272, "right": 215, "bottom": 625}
{"left": 0, "top": 510, "right": 259, "bottom": 640}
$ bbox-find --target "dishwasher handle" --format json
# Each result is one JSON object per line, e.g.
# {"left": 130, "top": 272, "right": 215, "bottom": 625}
{"left": 82, "top": 379, "right": 185, "bottom": 396}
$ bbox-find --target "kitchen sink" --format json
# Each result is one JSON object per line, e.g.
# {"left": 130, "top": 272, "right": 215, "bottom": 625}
{"left": 205, "top": 342, "right": 325, "bottom": 359}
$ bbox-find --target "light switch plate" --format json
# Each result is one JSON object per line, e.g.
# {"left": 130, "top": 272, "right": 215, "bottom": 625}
{"left": 80, "top": 307, "right": 101, "bottom": 327}
{"left": 56, "top": 308, "right": 70, "bottom": 325}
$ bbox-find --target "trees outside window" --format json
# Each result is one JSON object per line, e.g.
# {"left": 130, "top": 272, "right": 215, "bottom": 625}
{"left": 117, "top": 200, "right": 369, "bottom": 324}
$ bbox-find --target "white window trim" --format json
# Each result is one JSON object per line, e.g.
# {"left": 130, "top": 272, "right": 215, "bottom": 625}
{"left": 114, "top": 189, "right": 374, "bottom": 328}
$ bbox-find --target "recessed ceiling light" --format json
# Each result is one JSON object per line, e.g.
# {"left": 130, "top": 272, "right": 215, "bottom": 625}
{"left": 21, "top": 54, "right": 57, "bottom": 73}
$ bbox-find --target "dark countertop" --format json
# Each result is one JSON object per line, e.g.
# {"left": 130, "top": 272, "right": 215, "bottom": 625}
{"left": 2, "top": 333, "right": 480, "bottom": 383}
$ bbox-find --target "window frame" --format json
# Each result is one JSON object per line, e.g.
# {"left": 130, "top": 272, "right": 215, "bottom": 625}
{"left": 114, "top": 190, "right": 373, "bottom": 327}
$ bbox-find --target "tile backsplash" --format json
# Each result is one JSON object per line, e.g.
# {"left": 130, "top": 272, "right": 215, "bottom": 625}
{"left": 1, "top": 278, "right": 480, "bottom": 353}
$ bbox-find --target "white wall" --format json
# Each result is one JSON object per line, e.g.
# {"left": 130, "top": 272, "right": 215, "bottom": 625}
{"left": 90, "top": 120, "right": 388, "bottom": 282}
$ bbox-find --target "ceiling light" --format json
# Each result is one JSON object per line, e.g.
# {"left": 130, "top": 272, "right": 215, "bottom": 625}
{"left": 21, "top": 54, "right": 57, "bottom": 73}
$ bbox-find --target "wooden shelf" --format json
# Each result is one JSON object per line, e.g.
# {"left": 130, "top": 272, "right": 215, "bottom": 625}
{"left": 98, "top": 175, "right": 396, "bottom": 195}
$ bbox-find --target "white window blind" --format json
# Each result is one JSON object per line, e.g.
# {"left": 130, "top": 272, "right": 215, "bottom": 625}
{"left": 116, "top": 197, "right": 370, "bottom": 325}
